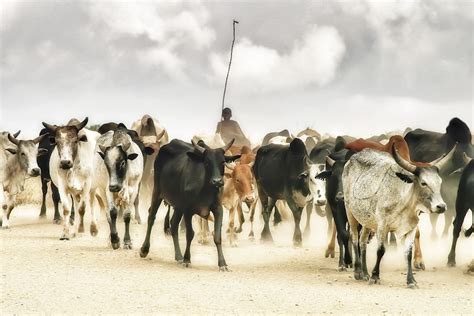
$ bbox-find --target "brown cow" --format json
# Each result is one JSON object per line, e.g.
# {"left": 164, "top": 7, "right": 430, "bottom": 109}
{"left": 345, "top": 135, "right": 427, "bottom": 270}
{"left": 222, "top": 161, "right": 256, "bottom": 246}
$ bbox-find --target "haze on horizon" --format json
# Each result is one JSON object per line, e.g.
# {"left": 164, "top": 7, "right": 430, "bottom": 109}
{"left": 1, "top": 0, "right": 472, "bottom": 143}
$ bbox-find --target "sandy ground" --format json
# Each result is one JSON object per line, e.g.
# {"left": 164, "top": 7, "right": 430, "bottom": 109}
{"left": 1, "top": 202, "right": 473, "bottom": 315}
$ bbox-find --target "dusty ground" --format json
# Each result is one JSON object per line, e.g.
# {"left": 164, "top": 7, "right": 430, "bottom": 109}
{"left": 1, "top": 203, "right": 473, "bottom": 315}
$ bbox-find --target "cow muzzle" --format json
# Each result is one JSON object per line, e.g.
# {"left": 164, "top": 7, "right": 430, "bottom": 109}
{"left": 316, "top": 198, "right": 326, "bottom": 206}
{"left": 29, "top": 168, "right": 41, "bottom": 177}
{"left": 211, "top": 177, "right": 224, "bottom": 188}
{"left": 60, "top": 160, "right": 73, "bottom": 170}
{"left": 109, "top": 184, "right": 122, "bottom": 193}
{"left": 335, "top": 192, "right": 344, "bottom": 203}
{"left": 435, "top": 203, "right": 447, "bottom": 214}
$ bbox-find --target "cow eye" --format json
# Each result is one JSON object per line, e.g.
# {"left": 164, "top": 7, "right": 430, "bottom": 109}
{"left": 421, "top": 182, "right": 427, "bottom": 187}
{"left": 21, "top": 152, "right": 26, "bottom": 157}
{"left": 120, "top": 161, "right": 126, "bottom": 169}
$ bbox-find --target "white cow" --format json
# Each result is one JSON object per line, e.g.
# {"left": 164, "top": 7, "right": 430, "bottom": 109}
{"left": 94, "top": 129, "right": 143, "bottom": 249}
{"left": 0, "top": 132, "right": 46, "bottom": 228}
{"left": 43, "top": 118, "right": 101, "bottom": 240}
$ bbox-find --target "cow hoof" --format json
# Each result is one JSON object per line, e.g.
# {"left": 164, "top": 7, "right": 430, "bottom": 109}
{"left": 234, "top": 227, "right": 243, "bottom": 234}
{"left": 123, "top": 241, "right": 132, "bottom": 250}
{"left": 139, "top": 247, "right": 149, "bottom": 258}
{"left": 182, "top": 262, "right": 191, "bottom": 268}
{"left": 219, "top": 266, "right": 230, "bottom": 272}
{"left": 111, "top": 241, "right": 121, "bottom": 250}
{"left": 78, "top": 226, "right": 85, "bottom": 234}
{"left": 53, "top": 218, "right": 63, "bottom": 225}
{"left": 414, "top": 260, "right": 425, "bottom": 271}
{"left": 354, "top": 271, "right": 365, "bottom": 280}
{"left": 60, "top": 234, "right": 69, "bottom": 241}
{"left": 1, "top": 226, "right": 10, "bottom": 230}
{"left": 337, "top": 266, "right": 347, "bottom": 272}
{"left": 325, "top": 249, "right": 335, "bottom": 258}
{"left": 135, "top": 218, "right": 142, "bottom": 225}
{"left": 407, "top": 282, "right": 418, "bottom": 289}
{"left": 164, "top": 228, "right": 171, "bottom": 236}
{"left": 293, "top": 240, "right": 303, "bottom": 248}
{"left": 368, "top": 277, "right": 381, "bottom": 285}
{"left": 90, "top": 225, "right": 98, "bottom": 237}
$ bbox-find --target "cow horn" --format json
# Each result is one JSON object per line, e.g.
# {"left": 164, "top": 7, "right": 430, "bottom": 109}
{"left": 32, "top": 134, "right": 47, "bottom": 144}
{"left": 42, "top": 122, "right": 57, "bottom": 133}
{"left": 432, "top": 144, "right": 457, "bottom": 172}
{"left": 74, "top": 117, "right": 88, "bottom": 131}
{"left": 222, "top": 138, "right": 235, "bottom": 152}
{"left": 463, "top": 152, "right": 473, "bottom": 165}
{"left": 326, "top": 156, "right": 335, "bottom": 167}
{"left": 7, "top": 133, "right": 20, "bottom": 146}
{"left": 120, "top": 141, "right": 131, "bottom": 152}
{"left": 392, "top": 146, "right": 416, "bottom": 173}
{"left": 13, "top": 130, "right": 21, "bottom": 138}
{"left": 157, "top": 129, "right": 166, "bottom": 141}
{"left": 191, "top": 139, "right": 205, "bottom": 154}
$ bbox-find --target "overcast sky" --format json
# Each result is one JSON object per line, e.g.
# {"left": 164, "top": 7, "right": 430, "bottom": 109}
{"left": 1, "top": 0, "right": 472, "bottom": 142}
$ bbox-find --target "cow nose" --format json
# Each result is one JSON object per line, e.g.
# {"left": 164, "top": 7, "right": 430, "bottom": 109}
{"left": 30, "top": 168, "right": 40, "bottom": 177}
{"left": 244, "top": 195, "right": 255, "bottom": 204}
{"left": 436, "top": 204, "right": 446, "bottom": 214}
{"left": 60, "top": 160, "right": 72, "bottom": 169}
{"left": 316, "top": 198, "right": 326, "bottom": 206}
{"left": 211, "top": 178, "right": 224, "bottom": 187}
{"left": 109, "top": 184, "right": 121, "bottom": 192}
{"left": 335, "top": 192, "right": 344, "bottom": 202}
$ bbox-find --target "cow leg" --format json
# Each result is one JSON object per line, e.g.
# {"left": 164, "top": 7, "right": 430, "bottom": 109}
{"left": 51, "top": 183, "right": 62, "bottom": 224}
{"left": 182, "top": 212, "right": 194, "bottom": 267}
{"left": 1, "top": 204, "right": 9, "bottom": 229}
{"left": 413, "top": 227, "right": 425, "bottom": 270}
{"left": 170, "top": 209, "right": 184, "bottom": 262}
{"left": 287, "top": 200, "right": 303, "bottom": 247}
{"left": 369, "top": 226, "right": 388, "bottom": 285}
{"left": 248, "top": 199, "right": 257, "bottom": 241}
{"left": 429, "top": 213, "right": 438, "bottom": 240}
{"left": 69, "top": 198, "right": 75, "bottom": 226}
{"left": 212, "top": 205, "right": 228, "bottom": 271}
{"left": 448, "top": 204, "right": 469, "bottom": 267}
{"left": 198, "top": 218, "right": 211, "bottom": 245}
{"left": 123, "top": 210, "right": 132, "bottom": 249}
{"left": 260, "top": 195, "right": 275, "bottom": 243}
{"left": 388, "top": 232, "right": 397, "bottom": 248}
{"left": 273, "top": 204, "right": 282, "bottom": 226}
{"left": 227, "top": 205, "right": 237, "bottom": 247}
{"left": 164, "top": 205, "right": 171, "bottom": 236}
{"left": 235, "top": 203, "right": 245, "bottom": 234}
{"left": 332, "top": 203, "right": 351, "bottom": 270}
{"left": 39, "top": 177, "right": 48, "bottom": 218}
{"left": 89, "top": 191, "right": 99, "bottom": 237}
{"left": 59, "top": 189, "right": 73, "bottom": 240}
{"left": 134, "top": 183, "right": 142, "bottom": 224}
{"left": 359, "top": 227, "right": 370, "bottom": 280}
{"left": 442, "top": 211, "right": 453, "bottom": 237}
{"left": 303, "top": 202, "right": 313, "bottom": 240}
{"left": 404, "top": 228, "right": 418, "bottom": 288}
{"left": 139, "top": 193, "right": 163, "bottom": 258}
{"left": 348, "top": 211, "right": 363, "bottom": 280}
{"left": 325, "top": 205, "right": 336, "bottom": 258}
{"left": 76, "top": 197, "right": 86, "bottom": 234}
{"left": 107, "top": 206, "right": 120, "bottom": 250}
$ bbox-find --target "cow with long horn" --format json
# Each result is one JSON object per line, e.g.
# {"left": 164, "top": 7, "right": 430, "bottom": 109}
{"left": 43, "top": 117, "right": 101, "bottom": 240}
{"left": 0, "top": 132, "right": 47, "bottom": 228}
{"left": 140, "top": 138, "right": 240, "bottom": 271}
{"left": 343, "top": 145, "right": 455, "bottom": 288}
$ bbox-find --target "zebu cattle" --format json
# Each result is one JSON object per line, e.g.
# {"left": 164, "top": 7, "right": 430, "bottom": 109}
{"left": 253, "top": 138, "right": 324, "bottom": 247}
{"left": 0, "top": 132, "right": 46, "bottom": 228}
{"left": 140, "top": 139, "right": 240, "bottom": 270}
{"left": 405, "top": 118, "right": 473, "bottom": 237}
{"left": 98, "top": 122, "right": 157, "bottom": 223}
{"left": 94, "top": 128, "right": 144, "bottom": 249}
{"left": 262, "top": 130, "right": 292, "bottom": 146}
{"left": 43, "top": 118, "right": 101, "bottom": 240}
{"left": 448, "top": 154, "right": 474, "bottom": 267}
{"left": 345, "top": 135, "right": 429, "bottom": 270}
{"left": 343, "top": 147, "right": 454, "bottom": 287}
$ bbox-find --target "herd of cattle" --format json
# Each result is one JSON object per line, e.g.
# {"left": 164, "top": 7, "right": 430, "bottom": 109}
{"left": 0, "top": 115, "right": 473, "bottom": 288}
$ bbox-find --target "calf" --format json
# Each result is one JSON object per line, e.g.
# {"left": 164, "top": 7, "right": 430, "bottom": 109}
{"left": 253, "top": 138, "right": 323, "bottom": 247}
{"left": 343, "top": 146, "right": 454, "bottom": 287}
{"left": 43, "top": 117, "right": 100, "bottom": 240}
{"left": 94, "top": 129, "right": 143, "bottom": 249}
{"left": 447, "top": 154, "right": 473, "bottom": 267}
{"left": 140, "top": 139, "right": 240, "bottom": 270}
{"left": 0, "top": 132, "right": 46, "bottom": 228}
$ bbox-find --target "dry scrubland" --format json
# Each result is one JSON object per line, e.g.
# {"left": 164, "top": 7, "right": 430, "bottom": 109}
{"left": 1, "top": 178, "right": 473, "bottom": 314}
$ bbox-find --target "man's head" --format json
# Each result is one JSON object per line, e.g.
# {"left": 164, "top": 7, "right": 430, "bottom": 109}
{"left": 222, "top": 108, "right": 232, "bottom": 121}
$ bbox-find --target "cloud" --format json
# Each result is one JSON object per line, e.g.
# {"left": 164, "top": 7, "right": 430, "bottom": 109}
{"left": 209, "top": 25, "right": 346, "bottom": 93}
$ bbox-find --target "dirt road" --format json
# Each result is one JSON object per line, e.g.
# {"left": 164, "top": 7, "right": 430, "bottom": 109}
{"left": 1, "top": 205, "right": 473, "bottom": 314}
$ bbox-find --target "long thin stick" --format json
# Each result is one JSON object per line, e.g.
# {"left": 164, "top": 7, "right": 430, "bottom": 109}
{"left": 220, "top": 20, "right": 239, "bottom": 123}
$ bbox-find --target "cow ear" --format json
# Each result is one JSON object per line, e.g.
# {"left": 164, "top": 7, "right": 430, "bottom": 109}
{"left": 79, "top": 135, "right": 88, "bottom": 142}
{"left": 5, "top": 148, "right": 17, "bottom": 155}
{"left": 144, "top": 147, "right": 155, "bottom": 155}
{"left": 38, "top": 148, "right": 48, "bottom": 156}
{"left": 315, "top": 170, "right": 332, "bottom": 180}
{"left": 225, "top": 161, "right": 236, "bottom": 170}
{"left": 97, "top": 152, "right": 105, "bottom": 160}
{"left": 395, "top": 172, "right": 414, "bottom": 184}
{"left": 128, "top": 153, "right": 139, "bottom": 161}
{"left": 298, "top": 170, "right": 309, "bottom": 180}
{"left": 225, "top": 154, "right": 241, "bottom": 163}
{"left": 187, "top": 151, "right": 204, "bottom": 162}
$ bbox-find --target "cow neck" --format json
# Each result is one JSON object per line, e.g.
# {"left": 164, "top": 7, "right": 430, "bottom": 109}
{"left": 399, "top": 184, "right": 420, "bottom": 218}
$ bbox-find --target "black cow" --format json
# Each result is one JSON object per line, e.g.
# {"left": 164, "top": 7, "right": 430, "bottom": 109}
{"left": 405, "top": 117, "right": 473, "bottom": 237}
{"left": 140, "top": 139, "right": 240, "bottom": 270}
{"left": 316, "top": 142, "right": 353, "bottom": 270}
{"left": 447, "top": 154, "right": 473, "bottom": 267}
{"left": 37, "top": 128, "right": 62, "bottom": 223}
{"left": 253, "top": 138, "right": 318, "bottom": 247}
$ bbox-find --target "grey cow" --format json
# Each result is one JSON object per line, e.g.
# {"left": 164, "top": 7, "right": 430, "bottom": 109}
{"left": 342, "top": 146, "right": 454, "bottom": 288}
